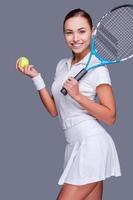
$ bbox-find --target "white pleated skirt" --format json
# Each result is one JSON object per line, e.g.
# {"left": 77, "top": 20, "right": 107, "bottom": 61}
{"left": 58, "top": 119, "right": 121, "bottom": 185}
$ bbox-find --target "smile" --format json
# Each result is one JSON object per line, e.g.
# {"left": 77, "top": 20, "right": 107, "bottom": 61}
{"left": 71, "top": 43, "right": 83, "bottom": 48}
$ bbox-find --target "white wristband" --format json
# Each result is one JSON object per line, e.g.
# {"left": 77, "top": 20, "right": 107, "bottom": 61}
{"left": 32, "top": 73, "right": 46, "bottom": 90}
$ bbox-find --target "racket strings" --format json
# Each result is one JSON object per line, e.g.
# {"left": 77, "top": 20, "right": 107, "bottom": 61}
{"left": 95, "top": 6, "right": 133, "bottom": 61}
{"left": 97, "top": 32, "right": 117, "bottom": 56}
{"left": 99, "top": 24, "right": 118, "bottom": 45}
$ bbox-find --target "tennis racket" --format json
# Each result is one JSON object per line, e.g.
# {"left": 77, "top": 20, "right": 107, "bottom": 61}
{"left": 61, "top": 4, "right": 133, "bottom": 96}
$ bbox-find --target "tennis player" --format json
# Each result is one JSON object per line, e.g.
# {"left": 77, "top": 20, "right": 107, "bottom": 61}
{"left": 16, "top": 8, "right": 121, "bottom": 200}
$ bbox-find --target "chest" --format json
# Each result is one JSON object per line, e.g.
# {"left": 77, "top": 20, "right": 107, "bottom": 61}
{"left": 51, "top": 65, "right": 96, "bottom": 102}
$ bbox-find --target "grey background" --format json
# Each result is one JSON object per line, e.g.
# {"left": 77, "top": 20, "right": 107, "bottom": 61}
{"left": 0, "top": 0, "right": 132, "bottom": 199}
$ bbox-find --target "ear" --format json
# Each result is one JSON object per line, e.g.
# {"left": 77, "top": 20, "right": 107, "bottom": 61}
{"left": 92, "top": 27, "right": 96, "bottom": 35}
{"left": 90, "top": 27, "right": 95, "bottom": 39}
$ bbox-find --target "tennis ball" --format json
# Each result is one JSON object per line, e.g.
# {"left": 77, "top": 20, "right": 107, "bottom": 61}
{"left": 18, "top": 57, "right": 30, "bottom": 68}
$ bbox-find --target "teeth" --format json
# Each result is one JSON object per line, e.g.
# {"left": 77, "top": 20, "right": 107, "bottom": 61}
{"left": 72, "top": 44, "right": 82, "bottom": 47}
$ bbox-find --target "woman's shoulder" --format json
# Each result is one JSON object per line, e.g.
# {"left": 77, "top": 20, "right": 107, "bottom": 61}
{"left": 55, "top": 57, "right": 70, "bottom": 72}
{"left": 57, "top": 57, "right": 68, "bottom": 66}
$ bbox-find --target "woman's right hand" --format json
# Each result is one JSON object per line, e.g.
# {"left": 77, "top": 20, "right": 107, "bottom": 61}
{"left": 16, "top": 59, "right": 39, "bottom": 78}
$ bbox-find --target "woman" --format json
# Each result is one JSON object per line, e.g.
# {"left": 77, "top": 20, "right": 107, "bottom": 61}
{"left": 16, "top": 8, "right": 121, "bottom": 200}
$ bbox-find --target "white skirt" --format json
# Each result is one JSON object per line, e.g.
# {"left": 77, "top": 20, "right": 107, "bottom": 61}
{"left": 58, "top": 119, "right": 121, "bottom": 185}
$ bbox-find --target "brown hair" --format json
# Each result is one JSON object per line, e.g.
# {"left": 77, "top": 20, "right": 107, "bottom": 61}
{"left": 63, "top": 8, "right": 93, "bottom": 31}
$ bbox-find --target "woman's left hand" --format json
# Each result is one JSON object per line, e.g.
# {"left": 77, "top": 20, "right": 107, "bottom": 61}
{"left": 63, "top": 76, "right": 81, "bottom": 99}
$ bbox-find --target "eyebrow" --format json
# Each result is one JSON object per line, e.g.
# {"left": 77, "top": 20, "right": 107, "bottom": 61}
{"left": 65, "top": 27, "right": 86, "bottom": 31}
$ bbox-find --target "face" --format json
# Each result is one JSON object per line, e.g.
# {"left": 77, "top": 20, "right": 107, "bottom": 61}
{"left": 64, "top": 16, "right": 93, "bottom": 57}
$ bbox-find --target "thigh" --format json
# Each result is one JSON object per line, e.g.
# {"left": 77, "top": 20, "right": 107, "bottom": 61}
{"left": 84, "top": 181, "right": 103, "bottom": 200}
{"left": 56, "top": 181, "right": 99, "bottom": 200}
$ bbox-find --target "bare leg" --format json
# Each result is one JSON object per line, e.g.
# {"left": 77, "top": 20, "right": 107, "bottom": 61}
{"left": 84, "top": 181, "right": 103, "bottom": 200}
{"left": 56, "top": 181, "right": 101, "bottom": 200}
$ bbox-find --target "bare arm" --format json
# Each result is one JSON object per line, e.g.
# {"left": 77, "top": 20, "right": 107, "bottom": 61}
{"left": 16, "top": 61, "right": 58, "bottom": 117}
{"left": 38, "top": 88, "right": 58, "bottom": 117}
{"left": 74, "top": 84, "right": 116, "bottom": 125}
{"left": 63, "top": 77, "right": 116, "bottom": 125}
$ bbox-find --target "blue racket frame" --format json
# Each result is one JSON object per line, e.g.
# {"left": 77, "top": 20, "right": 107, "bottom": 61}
{"left": 60, "top": 4, "right": 133, "bottom": 95}
{"left": 85, "top": 33, "right": 121, "bottom": 71}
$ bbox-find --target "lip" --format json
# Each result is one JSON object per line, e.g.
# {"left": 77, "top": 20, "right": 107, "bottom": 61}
{"left": 71, "top": 43, "right": 83, "bottom": 48}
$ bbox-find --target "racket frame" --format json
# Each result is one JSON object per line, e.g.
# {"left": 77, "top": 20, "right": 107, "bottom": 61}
{"left": 60, "top": 4, "right": 133, "bottom": 95}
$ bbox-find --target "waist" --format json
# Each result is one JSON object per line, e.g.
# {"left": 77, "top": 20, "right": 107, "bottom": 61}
{"left": 64, "top": 119, "right": 108, "bottom": 144}
{"left": 60, "top": 115, "right": 96, "bottom": 130}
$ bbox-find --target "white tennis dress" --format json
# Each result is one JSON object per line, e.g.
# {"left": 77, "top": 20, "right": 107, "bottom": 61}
{"left": 51, "top": 52, "right": 121, "bottom": 186}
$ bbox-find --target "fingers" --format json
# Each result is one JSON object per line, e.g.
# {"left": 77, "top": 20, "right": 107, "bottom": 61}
{"left": 63, "top": 77, "right": 78, "bottom": 90}
{"left": 16, "top": 61, "right": 33, "bottom": 75}
{"left": 16, "top": 63, "right": 24, "bottom": 73}
{"left": 23, "top": 65, "right": 32, "bottom": 74}
{"left": 65, "top": 76, "right": 77, "bottom": 85}
{"left": 16, "top": 59, "right": 24, "bottom": 73}
{"left": 16, "top": 59, "right": 19, "bottom": 69}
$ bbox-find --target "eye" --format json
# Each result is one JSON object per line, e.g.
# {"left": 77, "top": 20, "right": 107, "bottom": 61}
{"left": 65, "top": 31, "right": 73, "bottom": 35}
{"left": 79, "top": 30, "right": 86, "bottom": 34}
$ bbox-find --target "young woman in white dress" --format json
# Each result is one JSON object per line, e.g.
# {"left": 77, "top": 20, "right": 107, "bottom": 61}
{"left": 16, "top": 8, "right": 121, "bottom": 200}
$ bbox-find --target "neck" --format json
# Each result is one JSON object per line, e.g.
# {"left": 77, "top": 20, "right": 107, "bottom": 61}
{"left": 72, "top": 47, "right": 90, "bottom": 64}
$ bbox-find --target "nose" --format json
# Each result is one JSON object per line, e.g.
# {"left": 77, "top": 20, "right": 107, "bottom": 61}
{"left": 73, "top": 33, "right": 79, "bottom": 42}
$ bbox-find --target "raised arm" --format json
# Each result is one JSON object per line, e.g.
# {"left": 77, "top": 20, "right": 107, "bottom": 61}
{"left": 63, "top": 75, "right": 116, "bottom": 125}
{"left": 16, "top": 61, "right": 58, "bottom": 117}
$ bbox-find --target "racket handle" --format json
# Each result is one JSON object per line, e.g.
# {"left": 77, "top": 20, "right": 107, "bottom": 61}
{"left": 60, "top": 69, "right": 88, "bottom": 96}
{"left": 60, "top": 87, "right": 68, "bottom": 96}
{"left": 74, "top": 69, "right": 88, "bottom": 81}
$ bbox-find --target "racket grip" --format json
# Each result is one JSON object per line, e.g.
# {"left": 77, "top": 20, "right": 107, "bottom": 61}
{"left": 74, "top": 69, "right": 88, "bottom": 81}
{"left": 60, "top": 69, "right": 88, "bottom": 96}
{"left": 60, "top": 87, "right": 67, "bottom": 96}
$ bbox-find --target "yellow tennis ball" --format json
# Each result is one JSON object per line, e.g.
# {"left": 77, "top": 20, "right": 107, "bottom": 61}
{"left": 18, "top": 57, "right": 30, "bottom": 68}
